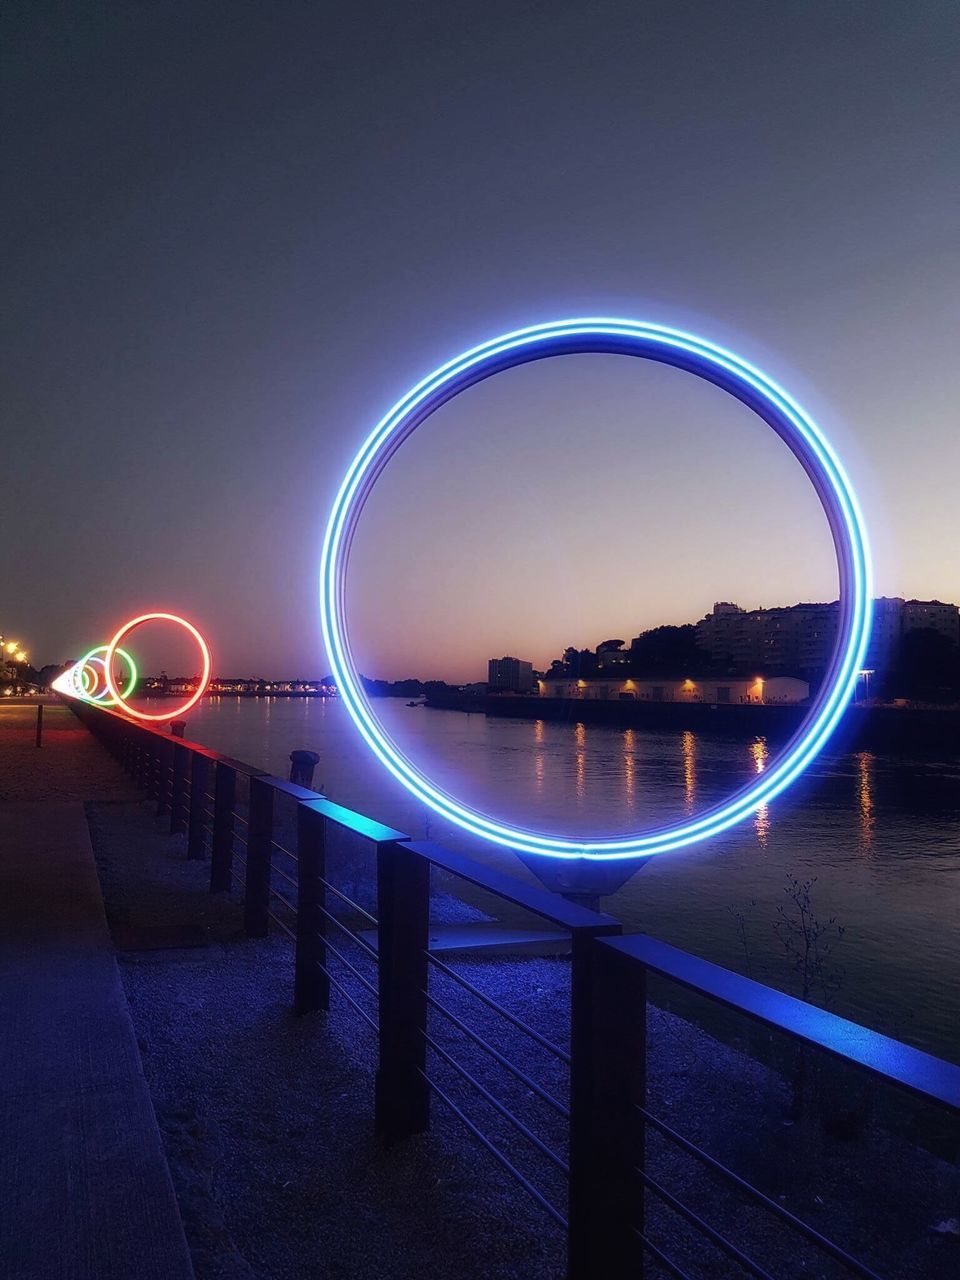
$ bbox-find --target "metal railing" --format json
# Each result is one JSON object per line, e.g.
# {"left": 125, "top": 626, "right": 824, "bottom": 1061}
{"left": 576, "top": 935, "right": 960, "bottom": 1278}
{"left": 68, "top": 695, "right": 960, "bottom": 1280}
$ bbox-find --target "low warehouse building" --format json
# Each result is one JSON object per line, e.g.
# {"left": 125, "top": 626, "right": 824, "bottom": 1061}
{"left": 537, "top": 675, "right": 809, "bottom": 705}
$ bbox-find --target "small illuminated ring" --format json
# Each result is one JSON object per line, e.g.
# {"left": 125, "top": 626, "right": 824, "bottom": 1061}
{"left": 80, "top": 656, "right": 108, "bottom": 702}
{"left": 104, "top": 613, "right": 211, "bottom": 722}
{"left": 75, "top": 646, "right": 138, "bottom": 706}
{"left": 321, "top": 318, "right": 872, "bottom": 860}
{"left": 74, "top": 660, "right": 101, "bottom": 699}
{"left": 73, "top": 656, "right": 108, "bottom": 701}
{"left": 70, "top": 659, "right": 86, "bottom": 696}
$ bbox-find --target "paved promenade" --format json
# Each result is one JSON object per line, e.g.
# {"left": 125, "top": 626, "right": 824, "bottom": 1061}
{"left": 0, "top": 701, "right": 194, "bottom": 1279}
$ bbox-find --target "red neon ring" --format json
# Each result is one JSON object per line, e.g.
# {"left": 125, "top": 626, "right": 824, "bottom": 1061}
{"left": 104, "top": 612, "right": 211, "bottom": 722}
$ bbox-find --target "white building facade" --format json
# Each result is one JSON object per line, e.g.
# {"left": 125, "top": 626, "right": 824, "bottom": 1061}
{"left": 537, "top": 675, "right": 809, "bottom": 705}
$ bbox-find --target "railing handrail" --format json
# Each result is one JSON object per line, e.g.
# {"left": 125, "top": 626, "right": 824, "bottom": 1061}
{"left": 602, "top": 932, "right": 960, "bottom": 1111}
{"left": 404, "top": 838, "right": 620, "bottom": 934}
{"left": 301, "top": 796, "right": 409, "bottom": 845}
{"left": 251, "top": 774, "right": 326, "bottom": 804}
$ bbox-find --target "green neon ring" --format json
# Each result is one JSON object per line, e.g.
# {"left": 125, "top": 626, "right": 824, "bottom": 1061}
{"left": 76, "top": 646, "right": 138, "bottom": 707}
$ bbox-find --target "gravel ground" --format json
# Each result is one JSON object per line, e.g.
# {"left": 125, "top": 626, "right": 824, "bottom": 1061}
{"left": 87, "top": 799, "right": 960, "bottom": 1280}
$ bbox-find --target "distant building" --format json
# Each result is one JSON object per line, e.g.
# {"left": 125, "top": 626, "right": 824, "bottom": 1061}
{"left": 695, "top": 601, "right": 838, "bottom": 678}
{"left": 537, "top": 674, "right": 809, "bottom": 705}
{"left": 864, "top": 597, "right": 960, "bottom": 672}
{"left": 596, "top": 639, "right": 631, "bottom": 669}
{"left": 488, "top": 656, "right": 535, "bottom": 693}
{"left": 694, "top": 602, "right": 751, "bottom": 668}
{"left": 866, "top": 598, "right": 903, "bottom": 673}
{"left": 901, "top": 598, "right": 960, "bottom": 643}
{"left": 696, "top": 597, "right": 960, "bottom": 683}
{"left": 166, "top": 678, "right": 198, "bottom": 695}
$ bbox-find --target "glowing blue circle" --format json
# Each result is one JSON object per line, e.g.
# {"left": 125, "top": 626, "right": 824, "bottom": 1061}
{"left": 320, "top": 318, "right": 872, "bottom": 860}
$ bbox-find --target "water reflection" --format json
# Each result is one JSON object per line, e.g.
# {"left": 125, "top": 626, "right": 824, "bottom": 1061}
{"left": 533, "top": 719, "right": 545, "bottom": 793}
{"left": 750, "top": 737, "right": 770, "bottom": 847}
{"left": 624, "top": 728, "right": 636, "bottom": 807}
{"left": 575, "top": 722, "right": 586, "bottom": 802}
{"left": 857, "top": 750, "right": 875, "bottom": 852}
{"left": 681, "top": 730, "right": 696, "bottom": 813}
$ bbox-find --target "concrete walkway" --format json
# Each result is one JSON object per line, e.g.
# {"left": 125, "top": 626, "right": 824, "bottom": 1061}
{"left": 0, "top": 705, "right": 193, "bottom": 1279}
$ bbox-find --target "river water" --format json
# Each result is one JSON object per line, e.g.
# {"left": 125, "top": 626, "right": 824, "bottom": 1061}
{"left": 180, "top": 696, "right": 960, "bottom": 1063}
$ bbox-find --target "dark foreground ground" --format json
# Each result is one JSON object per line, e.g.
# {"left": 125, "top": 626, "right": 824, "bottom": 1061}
{"left": 87, "top": 798, "right": 960, "bottom": 1280}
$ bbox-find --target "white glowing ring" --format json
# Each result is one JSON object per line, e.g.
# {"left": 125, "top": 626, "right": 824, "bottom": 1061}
{"left": 321, "top": 318, "right": 872, "bottom": 859}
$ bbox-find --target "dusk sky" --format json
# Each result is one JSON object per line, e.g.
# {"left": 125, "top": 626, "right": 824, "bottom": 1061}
{"left": 3, "top": 2, "right": 958, "bottom": 681}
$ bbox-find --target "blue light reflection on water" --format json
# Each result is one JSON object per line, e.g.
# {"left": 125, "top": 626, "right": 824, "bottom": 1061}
{"left": 179, "top": 697, "right": 959, "bottom": 1063}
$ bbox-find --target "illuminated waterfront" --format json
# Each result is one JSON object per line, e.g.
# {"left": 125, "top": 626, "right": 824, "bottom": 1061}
{"left": 180, "top": 696, "right": 960, "bottom": 1063}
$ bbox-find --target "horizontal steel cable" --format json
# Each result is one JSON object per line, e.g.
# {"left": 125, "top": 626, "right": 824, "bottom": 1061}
{"left": 637, "top": 1168, "right": 777, "bottom": 1280}
{"left": 322, "top": 935, "right": 378, "bottom": 998}
{"left": 416, "top": 1066, "right": 567, "bottom": 1230}
{"left": 313, "top": 901, "right": 379, "bottom": 960}
{"left": 633, "top": 1229, "right": 692, "bottom": 1280}
{"left": 421, "top": 1026, "right": 568, "bottom": 1173}
{"left": 422, "top": 988, "right": 569, "bottom": 1119}
{"left": 424, "top": 950, "right": 569, "bottom": 1065}
{"left": 312, "top": 958, "right": 377, "bottom": 1031}
{"left": 637, "top": 1107, "right": 884, "bottom": 1280}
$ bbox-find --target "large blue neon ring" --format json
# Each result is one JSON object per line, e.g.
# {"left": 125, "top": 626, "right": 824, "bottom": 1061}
{"left": 321, "top": 319, "right": 872, "bottom": 860}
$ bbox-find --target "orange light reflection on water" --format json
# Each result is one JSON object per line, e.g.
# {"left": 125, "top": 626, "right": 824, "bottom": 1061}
{"left": 751, "top": 737, "right": 770, "bottom": 847}
{"left": 857, "top": 750, "right": 875, "bottom": 851}
{"left": 681, "top": 730, "right": 696, "bottom": 812}
{"left": 624, "top": 728, "right": 636, "bottom": 806}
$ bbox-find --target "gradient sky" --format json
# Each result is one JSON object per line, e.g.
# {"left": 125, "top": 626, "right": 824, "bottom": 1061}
{"left": 3, "top": 2, "right": 958, "bottom": 681}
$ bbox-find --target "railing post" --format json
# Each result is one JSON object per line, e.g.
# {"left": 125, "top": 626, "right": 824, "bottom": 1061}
{"left": 294, "top": 803, "right": 329, "bottom": 1014}
{"left": 375, "top": 840, "right": 430, "bottom": 1144}
{"left": 35, "top": 703, "right": 43, "bottom": 747}
{"left": 139, "top": 730, "right": 152, "bottom": 793}
{"left": 156, "top": 738, "right": 174, "bottom": 816}
{"left": 142, "top": 729, "right": 156, "bottom": 792}
{"left": 244, "top": 776, "right": 273, "bottom": 937}
{"left": 170, "top": 743, "right": 189, "bottom": 835}
{"left": 210, "top": 762, "right": 236, "bottom": 892}
{"left": 567, "top": 935, "right": 646, "bottom": 1280}
{"left": 187, "top": 752, "right": 208, "bottom": 860}
{"left": 134, "top": 729, "right": 145, "bottom": 781}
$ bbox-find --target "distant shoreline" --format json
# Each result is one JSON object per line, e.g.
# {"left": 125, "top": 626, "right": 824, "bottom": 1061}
{"left": 125, "top": 688, "right": 960, "bottom": 753}
{"left": 423, "top": 692, "right": 960, "bottom": 753}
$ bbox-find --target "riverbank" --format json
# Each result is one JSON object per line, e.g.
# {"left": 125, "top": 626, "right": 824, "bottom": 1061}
{"left": 423, "top": 693, "right": 960, "bottom": 752}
